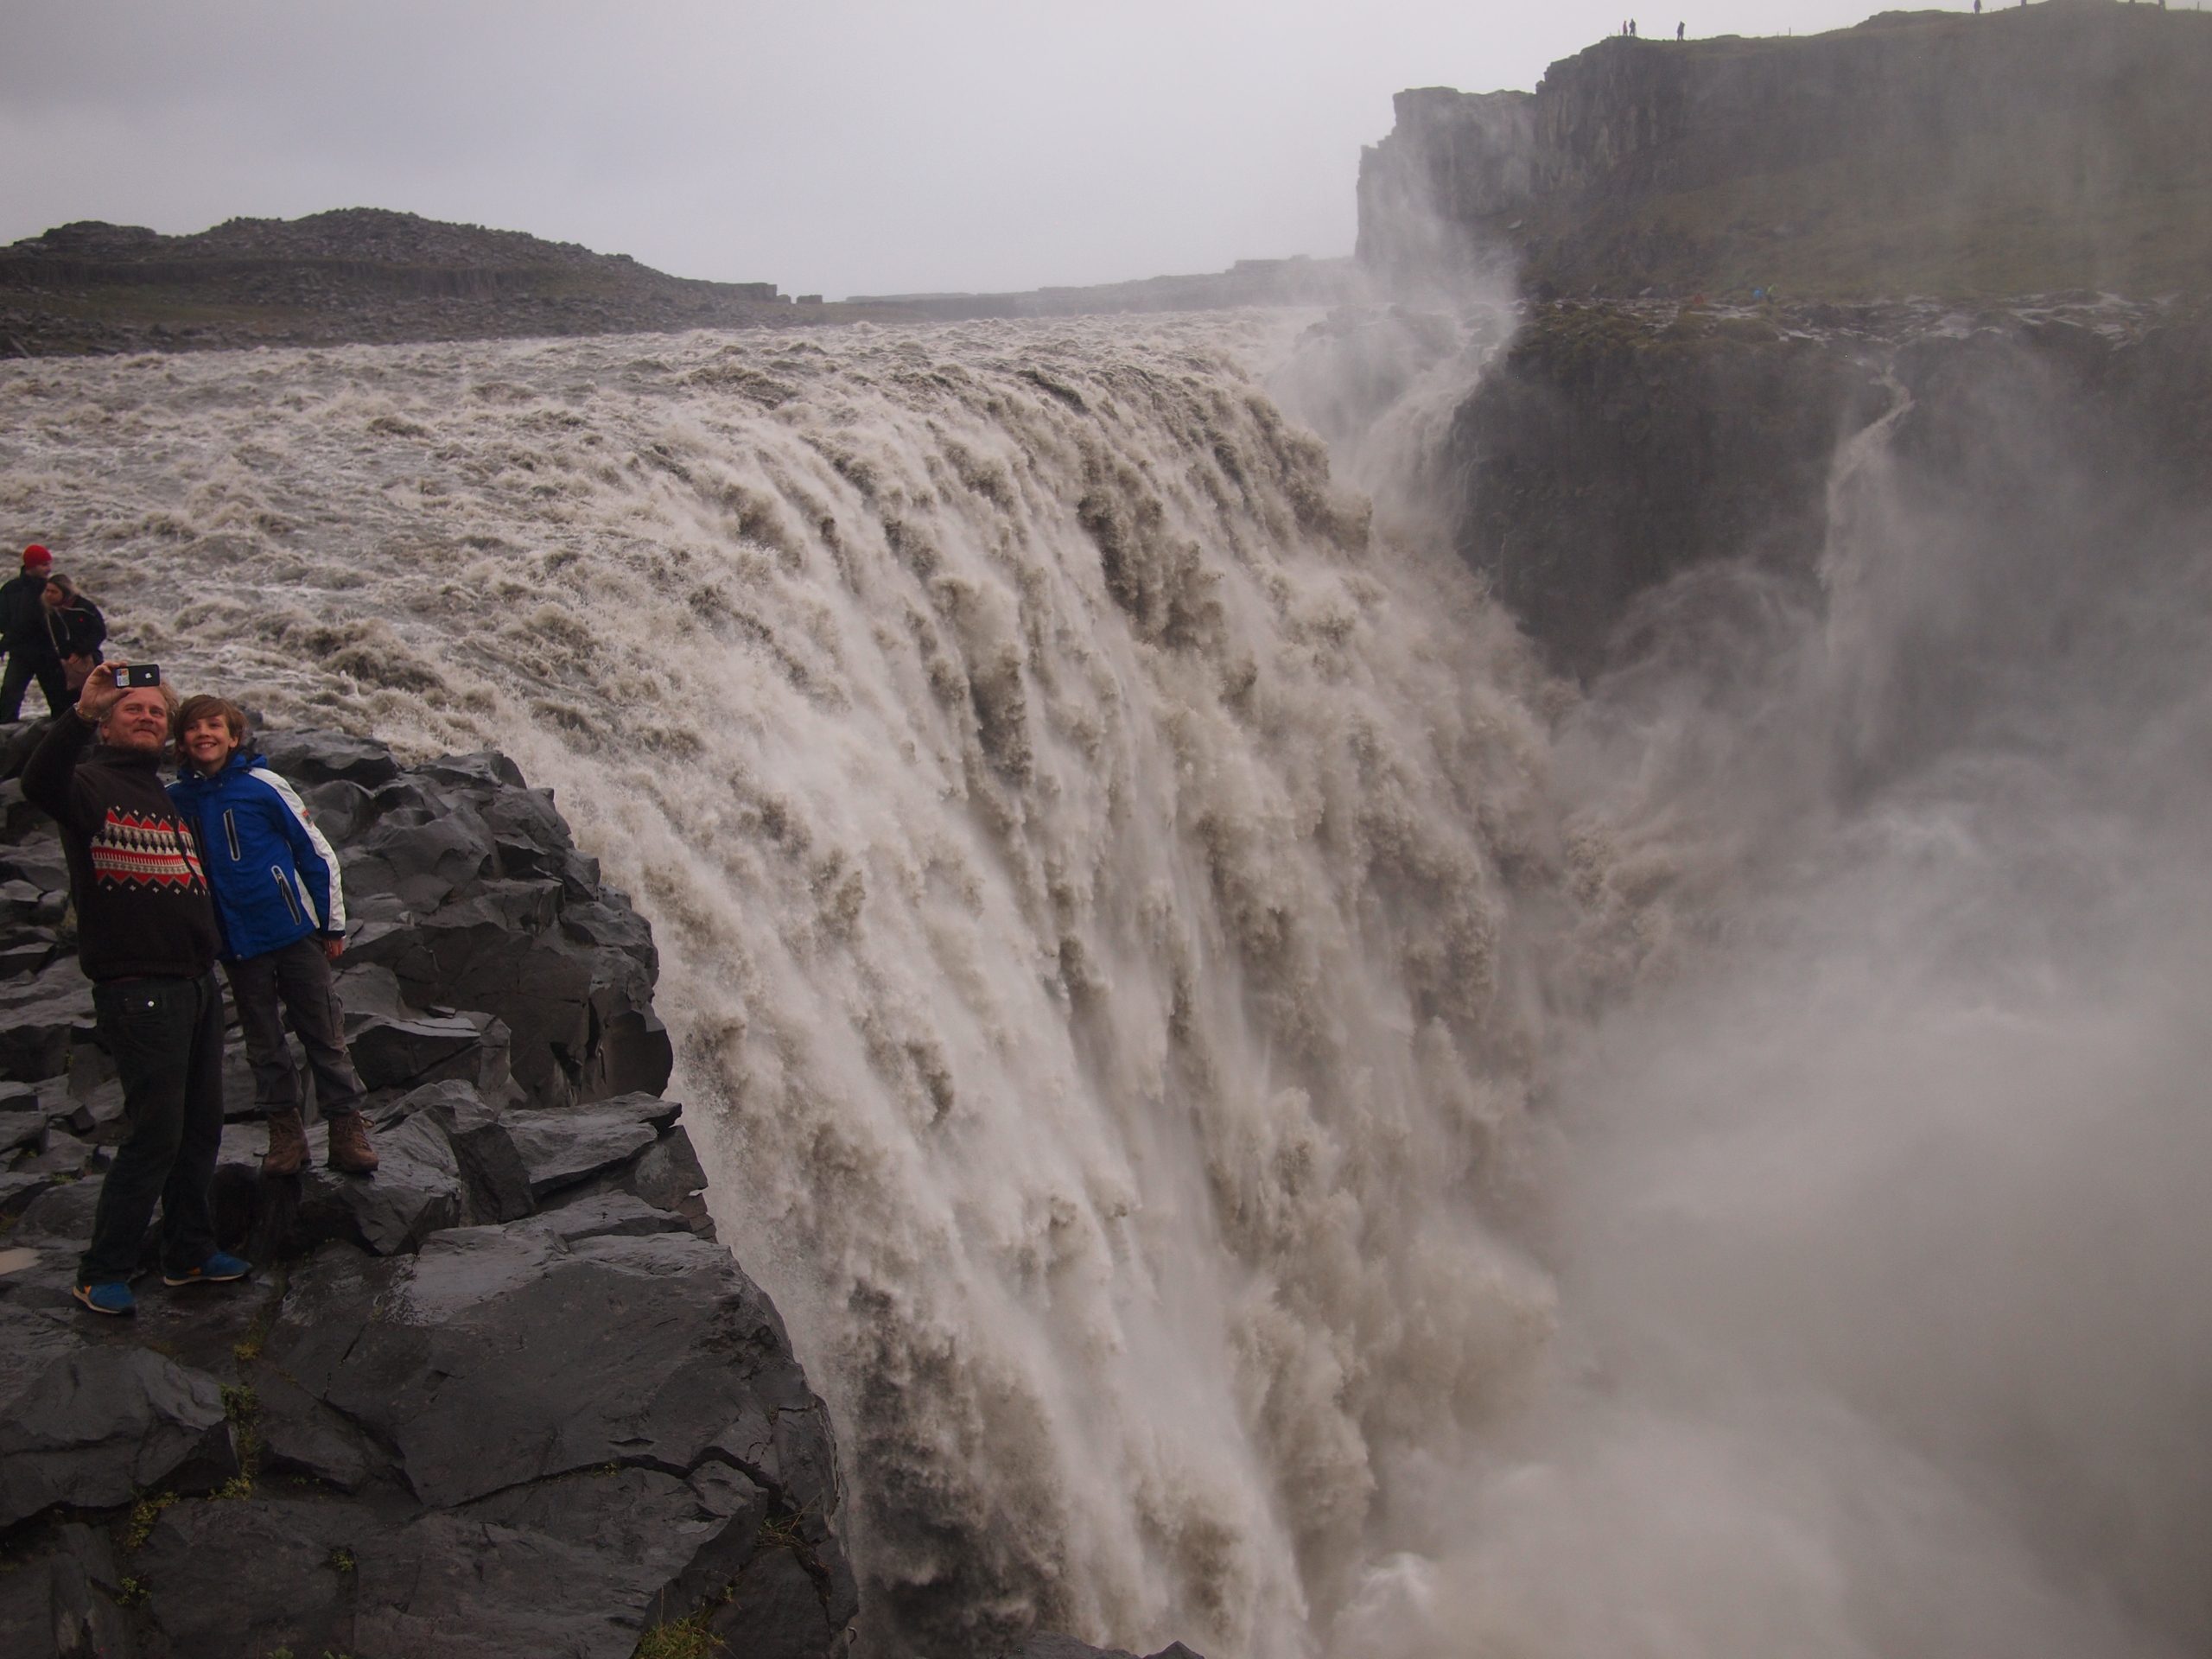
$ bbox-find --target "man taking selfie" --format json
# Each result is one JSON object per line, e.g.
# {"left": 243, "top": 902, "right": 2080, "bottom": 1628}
{"left": 22, "top": 662, "right": 246, "bottom": 1315}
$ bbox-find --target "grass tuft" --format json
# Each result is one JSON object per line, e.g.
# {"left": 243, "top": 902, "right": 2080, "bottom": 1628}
{"left": 122, "top": 1492, "right": 179, "bottom": 1550}
{"left": 633, "top": 1611, "right": 724, "bottom": 1659}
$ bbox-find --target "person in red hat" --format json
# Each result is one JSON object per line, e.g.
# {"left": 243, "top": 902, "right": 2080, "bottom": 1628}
{"left": 1, "top": 544, "right": 69, "bottom": 721}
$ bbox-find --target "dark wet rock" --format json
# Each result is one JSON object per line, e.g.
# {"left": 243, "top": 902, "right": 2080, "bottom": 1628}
{"left": 0, "top": 1339, "right": 238, "bottom": 1527}
{"left": 133, "top": 1497, "right": 368, "bottom": 1658}
{"left": 350, "top": 1510, "right": 678, "bottom": 1659}
{"left": 0, "top": 728, "right": 855, "bottom": 1659}
{"left": 341, "top": 802, "right": 499, "bottom": 911}
{"left": 352, "top": 894, "right": 669, "bottom": 1106}
{"left": 14, "top": 1128, "right": 92, "bottom": 1177}
{"left": 0, "top": 1169, "right": 54, "bottom": 1222}
{"left": 1441, "top": 296, "right": 2212, "bottom": 677}
{"left": 293, "top": 1109, "right": 466, "bottom": 1255}
{"left": 298, "top": 774, "right": 375, "bottom": 842}
{"left": 0, "top": 878, "right": 47, "bottom": 925}
{"left": 54, "top": 1077, "right": 124, "bottom": 1141}
{"left": 707, "top": 1545, "right": 842, "bottom": 1659}
{"left": 505, "top": 1090, "right": 677, "bottom": 1198}
{"left": 0, "top": 836, "right": 65, "bottom": 890}
{"left": 999, "top": 1640, "right": 1208, "bottom": 1659}
{"left": 0, "top": 1522, "right": 132, "bottom": 1659}
{"left": 1, "top": 1108, "right": 43, "bottom": 1156}
{"left": 526, "top": 1188, "right": 690, "bottom": 1243}
{"left": 562, "top": 895, "right": 658, "bottom": 976}
{"left": 404, "top": 1077, "right": 536, "bottom": 1224}
{"left": 416, "top": 749, "right": 528, "bottom": 792}
{"left": 9, "top": 1174, "right": 99, "bottom": 1243}
{"left": 623, "top": 1124, "right": 712, "bottom": 1217}
{"left": 0, "top": 936, "right": 57, "bottom": 978}
{"left": 0, "top": 965, "right": 93, "bottom": 1084}
{"left": 0, "top": 779, "right": 50, "bottom": 839}
{"left": 251, "top": 1370, "right": 372, "bottom": 1493}
{"left": 338, "top": 960, "right": 521, "bottom": 1103}
{"left": 271, "top": 1227, "right": 773, "bottom": 1507}
{"left": 255, "top": 727, "right": 400, "bottom": 790}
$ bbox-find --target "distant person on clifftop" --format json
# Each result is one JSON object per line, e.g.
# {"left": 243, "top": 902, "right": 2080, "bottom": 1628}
{"left": 22, "top": 661, "right": 245, "bottom": 1316}
{"left": 168, "top": 695, "right": 378, "bottom": 1178}
{"left": 40, "top": 571, "right": 105, "bottom": 694}
{"left": 1678, "top": 21, "right": 1686, "bottom": 39}
{"left": 1, "top": 543, "right": 68, "bottom": 721}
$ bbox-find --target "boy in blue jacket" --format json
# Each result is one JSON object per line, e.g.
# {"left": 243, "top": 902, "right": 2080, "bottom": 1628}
{"left": 168, "top": 695, "right": 378, "bottom": 1176}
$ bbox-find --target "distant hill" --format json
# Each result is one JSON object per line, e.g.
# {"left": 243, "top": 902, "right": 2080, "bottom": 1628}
{"left": 0, "top": 208, "right": 1355, "bottom": 358}
{"left": 1358, "top": 0, "right": 2212, "bottom": 300}
{"left": 0, "top": 207, "right": 832, "bottom": 356}
{"left": 844, "top": 256, "right": 1360, "bottom": 321}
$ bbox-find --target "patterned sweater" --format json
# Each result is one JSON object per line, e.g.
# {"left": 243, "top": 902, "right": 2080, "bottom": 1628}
{"left": 22, "top": 715, "right": 221, "bottom": 982}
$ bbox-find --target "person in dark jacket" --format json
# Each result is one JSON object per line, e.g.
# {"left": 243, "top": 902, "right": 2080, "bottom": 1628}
{"left": 1, "top": 543, "right": 68, "bottom": 721}
{"left": 40, "top": 571, "right": 106, "bottom": 694}
{"left": 22, "top": 661, "right": 247, "bottom": 1316}
{"left": 168, "top": 694, "right": 377, "bottom": 1177}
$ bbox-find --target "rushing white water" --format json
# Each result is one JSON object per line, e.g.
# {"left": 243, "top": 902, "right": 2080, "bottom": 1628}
{"left": 7, "top": 303, "right": 2209, "bottom": 1659}
{"left": 1, "top": 316, "right": 1572, "bottom": 1656}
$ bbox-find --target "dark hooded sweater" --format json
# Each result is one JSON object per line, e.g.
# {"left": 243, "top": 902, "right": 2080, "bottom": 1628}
{"left": 21, "top": 714, "right": 221, "bottom": 982}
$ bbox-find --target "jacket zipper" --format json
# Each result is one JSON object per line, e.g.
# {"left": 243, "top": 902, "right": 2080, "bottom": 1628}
{"left": 224, "top": 809, "right": 241, "bottom": 862}
{"left": 272, "top": 866, "right": 302, "bottom": 925}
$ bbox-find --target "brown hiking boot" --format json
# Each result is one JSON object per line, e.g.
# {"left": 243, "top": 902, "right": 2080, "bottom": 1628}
{"left": 327, "top": 1111, "right": 379, "bottom": 1175}
{"left": 261, "top": 1109, "right": 308, "bottom": 1177}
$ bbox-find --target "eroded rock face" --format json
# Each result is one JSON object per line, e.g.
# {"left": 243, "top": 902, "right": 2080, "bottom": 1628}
{"left": 1443, "top": 296, "right": 2212, "bottom": 677}
{"left": 0, "top": 732, "right": 854, "bottom": 1659}
{"left": 1358, "top": 5, "right": 2212, "bottom": 299}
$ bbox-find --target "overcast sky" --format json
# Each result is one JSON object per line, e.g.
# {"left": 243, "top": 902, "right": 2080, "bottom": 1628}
{"left": 6, "top": 1, "right": 1908, "bottom": 298}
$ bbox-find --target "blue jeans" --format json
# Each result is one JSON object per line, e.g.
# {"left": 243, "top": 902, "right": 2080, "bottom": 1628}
{"left": 79, "top": 972, "right": 226, "bottom": 1283}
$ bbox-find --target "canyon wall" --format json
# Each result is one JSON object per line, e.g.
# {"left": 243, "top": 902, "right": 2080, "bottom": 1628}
{"left": 1439, "top": 293, "right": 2212, "bottom": 677}
{"left": 1358, "top": 2, "right": 2212, "bottom": 300}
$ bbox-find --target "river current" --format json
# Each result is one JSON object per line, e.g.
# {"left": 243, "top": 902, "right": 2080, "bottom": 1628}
{"left": 5, "top": 310, "right": 2207, "bottom": 1658}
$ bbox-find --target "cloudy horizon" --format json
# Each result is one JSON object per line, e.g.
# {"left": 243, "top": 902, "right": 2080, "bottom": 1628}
{"left": 9, "top": 1, "right": 1908, "bottom": 299}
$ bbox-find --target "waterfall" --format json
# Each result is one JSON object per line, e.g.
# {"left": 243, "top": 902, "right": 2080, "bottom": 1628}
{"left": 3, "top": 316, "right": 1570, "bottom": 1656}
{"left": 10, "top": 302, "right": 2209, "bottom": 1659}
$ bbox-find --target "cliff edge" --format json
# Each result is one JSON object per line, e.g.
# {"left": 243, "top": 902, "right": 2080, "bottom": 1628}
{"left": 1359, "top": 1, "right": 2212, "bottom": 300}
{"left": 0, "top": 730, "right": 857, "bottom": 1659}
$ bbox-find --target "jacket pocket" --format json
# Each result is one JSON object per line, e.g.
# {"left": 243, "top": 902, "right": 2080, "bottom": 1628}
{"left": 271, "top": 866, "right": 302, "bottom": 925}
{"left": 224, "top": 810, "right": 241, "bottom": 863}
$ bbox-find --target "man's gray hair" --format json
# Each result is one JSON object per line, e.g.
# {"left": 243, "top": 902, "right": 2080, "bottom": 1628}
{"left": 99, "top": 680, "right": 182, "bottom": 739}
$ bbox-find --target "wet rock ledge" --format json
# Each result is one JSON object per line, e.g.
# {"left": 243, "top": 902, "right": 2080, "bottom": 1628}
{"left": 0, "top": 729, "right": 857, "bottom": 1659}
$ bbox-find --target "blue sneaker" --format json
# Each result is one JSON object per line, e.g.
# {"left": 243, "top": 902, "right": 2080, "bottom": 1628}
{"left": 162, "top": 1251, "right": 251, "bottom": 1288}
{"left": 73, "top": 1280, "right": 137, "bottom": 1317}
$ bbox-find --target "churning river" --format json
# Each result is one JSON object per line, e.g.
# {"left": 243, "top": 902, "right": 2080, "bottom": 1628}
{"left": 6, "top": 309, "right": 2208, "bottom": 1658}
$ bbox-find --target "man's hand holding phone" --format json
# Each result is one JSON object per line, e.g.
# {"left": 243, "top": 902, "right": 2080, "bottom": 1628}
{"left": 75, "top": 662, "right": 122, "bottom": 725}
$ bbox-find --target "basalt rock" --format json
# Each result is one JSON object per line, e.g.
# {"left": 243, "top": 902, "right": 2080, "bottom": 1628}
{"left": 1358, "top": 5, "right": 2212, "bottom": 301}
{"left": 0, "top": 728, "right": 855, "bottom": 1659}
{"left": 1441, "top": 294, "right": 2212, "bottom": 677}
{"left": 996, "top": 1638, "right": 1208, "bottom": 1659}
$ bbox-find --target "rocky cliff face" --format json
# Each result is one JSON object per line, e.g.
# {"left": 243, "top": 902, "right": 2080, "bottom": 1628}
{"left": 1444, "top": 293, "right": 2212, "bottom": 677}
{"left": 1359, "top": 3, "right": 2212, "bottom": 300}
{"left": 0, "top": 730, "right": 857, "bottom": 1659}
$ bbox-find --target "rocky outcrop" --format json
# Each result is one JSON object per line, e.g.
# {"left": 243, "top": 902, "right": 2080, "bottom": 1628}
{"left": 1444, "top": 292, "right": 2212, "bottom": 676}
{"left": 1359, "top": 3, "right": 2212, "bottom": 300}
{"left": 0, "top": 208, "right": 810, "bottom": 359}
{"left": 997, "top": 1639, "right": 1205, "bottom": 1659}
{"left": 0, "top": 730, "right": 856, "bottom": 1659}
